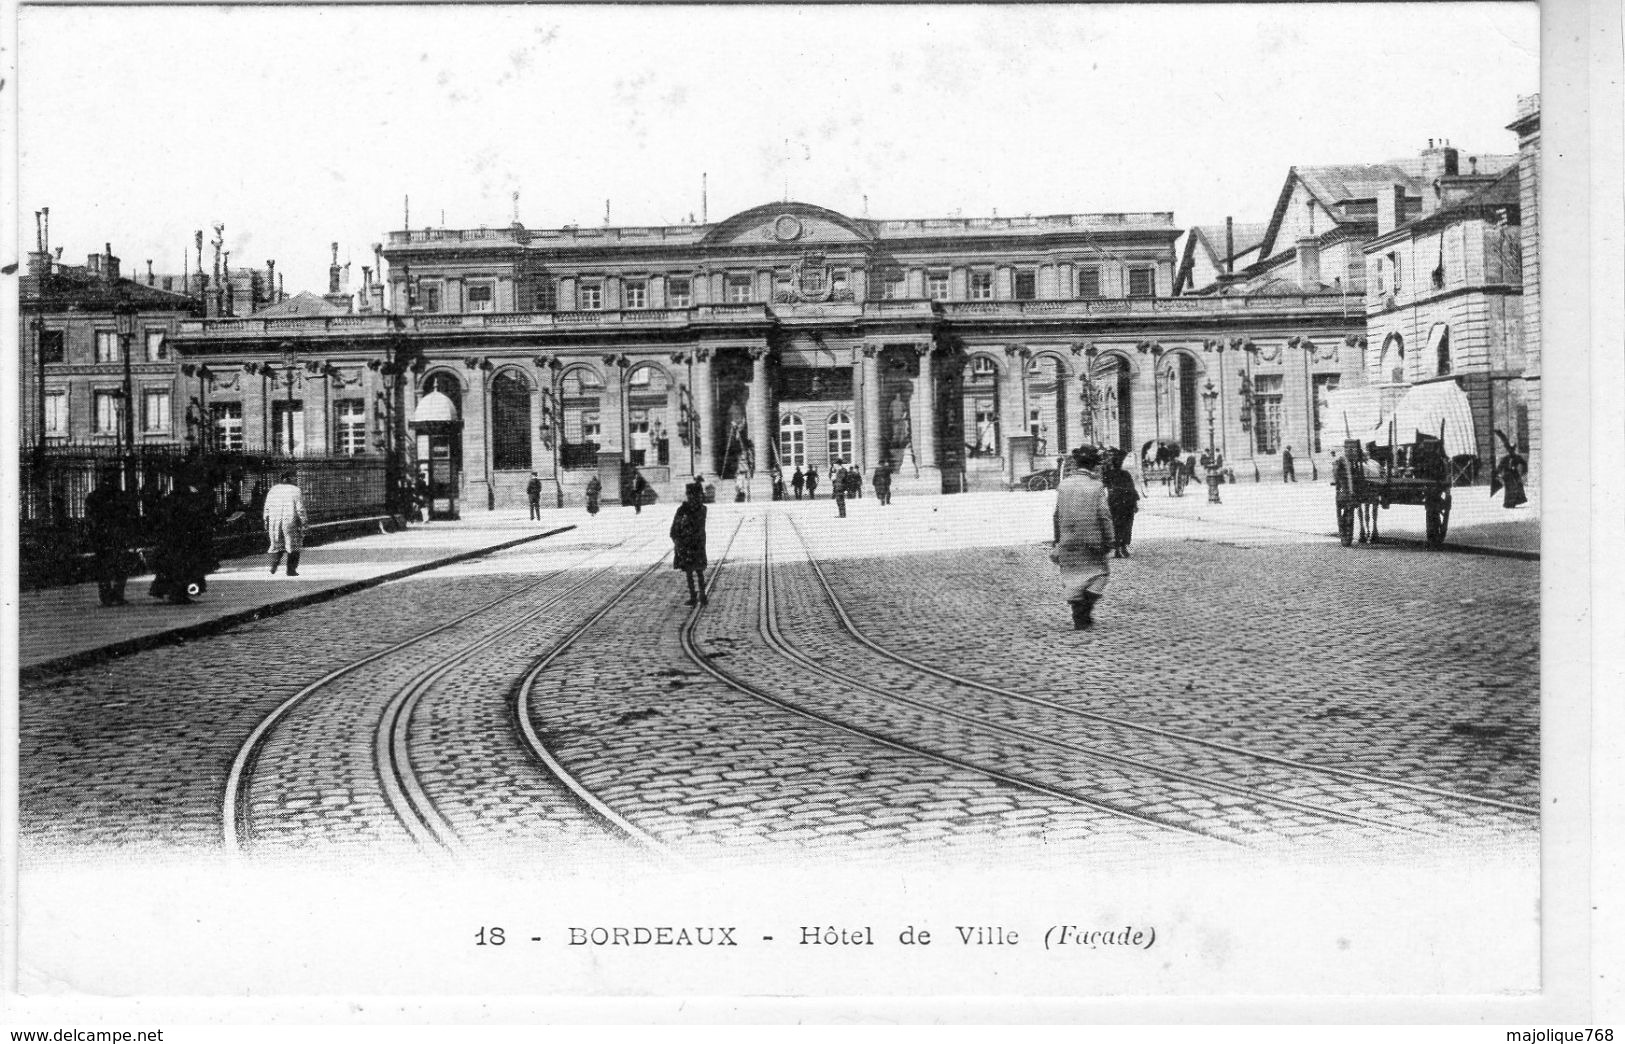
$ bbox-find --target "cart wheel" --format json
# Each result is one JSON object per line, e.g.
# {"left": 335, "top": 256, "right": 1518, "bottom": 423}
{"left": 1026, "top": 474, "right": 1052, "bottom": 492}
{"left": 1336, "top": 498, "right": 1355, "bottom": 546}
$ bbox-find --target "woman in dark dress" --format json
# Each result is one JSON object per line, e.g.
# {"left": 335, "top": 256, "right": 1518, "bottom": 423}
{"left": 669, "top": 483, "right": 709, "bottom": 606}
{"left": 1105, "top": 451, "right": 1141, "bottom": 557}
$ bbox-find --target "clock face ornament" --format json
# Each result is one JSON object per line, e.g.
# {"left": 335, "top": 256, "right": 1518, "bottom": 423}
{"left": 773, "top": 214, "right": 804, "bottom": 242}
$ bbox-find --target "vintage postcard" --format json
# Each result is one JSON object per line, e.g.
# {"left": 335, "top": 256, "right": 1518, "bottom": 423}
{"left": 3, "top": 0, "right": 1607, "bottom": 1031}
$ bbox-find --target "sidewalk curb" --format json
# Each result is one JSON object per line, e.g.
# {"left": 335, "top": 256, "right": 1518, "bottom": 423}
{"left": 20, "top": 525, "right": 577, "bottom": 682}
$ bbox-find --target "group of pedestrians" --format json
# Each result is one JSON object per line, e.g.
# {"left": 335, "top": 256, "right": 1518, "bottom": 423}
{"left": 83, "top": 466, "right": 308, "bottom": 608}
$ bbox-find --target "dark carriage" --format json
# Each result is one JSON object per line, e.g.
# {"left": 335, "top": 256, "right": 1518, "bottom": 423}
{"left": 1139, "top": 439, "right": 1191, "bottom": 497}
{"left": 1332, "top": 432, "right": 1453, "bottom": 548}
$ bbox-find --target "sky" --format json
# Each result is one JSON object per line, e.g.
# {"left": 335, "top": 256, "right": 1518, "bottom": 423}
{"left": 16, "top": 3, "right": 1539, "bottom": 297}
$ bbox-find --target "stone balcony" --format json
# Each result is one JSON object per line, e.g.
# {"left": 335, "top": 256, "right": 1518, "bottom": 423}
{"left": 172, "top": 293, "right": 1355, "bottom": 345}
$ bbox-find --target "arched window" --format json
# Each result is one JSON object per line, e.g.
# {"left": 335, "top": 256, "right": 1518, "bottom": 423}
{"left": 779, "top": 412, "right": 806, "bottom": 468}
{"left": 826, "top": 410, "right": 853, "bottom": 464}
{"left": 1380, "top": 333, "right": 1405, "bottom": 384}
{"left": 490, "top": 371, "right": 532, "bottom": 469}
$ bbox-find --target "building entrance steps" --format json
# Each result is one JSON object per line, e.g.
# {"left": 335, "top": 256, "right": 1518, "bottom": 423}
{"left": 12, "top": 510, "right": 646, "bottom": 678}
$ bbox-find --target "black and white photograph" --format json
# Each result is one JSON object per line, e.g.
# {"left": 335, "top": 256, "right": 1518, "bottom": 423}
{"left": 3, "top": 0, "right": 1614, "bottom": 1033}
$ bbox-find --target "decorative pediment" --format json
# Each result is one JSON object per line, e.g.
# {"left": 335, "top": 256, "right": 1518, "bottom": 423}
{"left": 701, "top": 202, "right": 872, "bottom": 248}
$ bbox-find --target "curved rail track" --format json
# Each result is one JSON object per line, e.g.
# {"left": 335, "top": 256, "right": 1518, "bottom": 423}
{"left": 225, "top": 532, "right": 671, "bottom": 855}
{"left": 779, "top": 514, "right": 1540, "bottom": 827}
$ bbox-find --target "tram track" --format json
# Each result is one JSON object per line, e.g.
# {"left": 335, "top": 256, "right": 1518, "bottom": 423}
{"left": 781, "top": 515, "right": 1540, "bottom": 831}
{"left": 674, "top": 515, "right": 1229, "bottom": 847}
{"left": 225, "top": 531, "right": 667, "bottom": 855}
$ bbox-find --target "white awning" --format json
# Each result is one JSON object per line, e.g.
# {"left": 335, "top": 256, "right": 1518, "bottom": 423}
{"left": 1322, "top": 387, "right": 1389, "bottom": 445}
{"left": 410, "top": 390, "right": 460, "bottom": 425}
{"left": 1390, "top": 379, "right": 1477, "bottom": 457}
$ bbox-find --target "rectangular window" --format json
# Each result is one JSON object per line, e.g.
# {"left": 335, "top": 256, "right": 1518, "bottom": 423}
{"left": 927, "top": 272, "right": 949, "bottom": 300}
{"left": 337, "top": 398, "right": 367, "bottom": 455}
{"left": 968, "top": 271, "right": 994, "bottom": 300}
{"left": 1311, "top": 374, "right": 1340, "bottom": 453}
{"left": 726, "top": 276, "right": 752, "bottom": 303}
{"left": 1387, "top": 253, "right": 1402, "bottom": 295}
{"left": 579, "top": 283, "right": 603, "bottom": 310}
{"left": 95, "top": 330, "right": 119, "bottom": 363}
{"left": 145, "top": 329, "right": 167, "bottom": 362}
{"left": 466, "top": 282, "right": 494, "bottom": 312}
{"left": 417, "top": 281, "right": 442, "bottom": 313}
{"left": 624, "top": 280, "right": 648, "bottom": 309}
{"left": 43, "top": 391, "right": 67, "bottom": 435}
{"left": 1014, "top": 270, "right": 1036, "bottom": 300}
{"left": 211, "top": 402, "right": 244, "bottom": 452}
{"left": 1077, "top": 266, "right": 1102, "bottom": 298}
{"left": 668, "top": 278, "right": 692, "bottom": 308}
{"left": 1128, "top": 267, "right": 1156, "bottom": 298}
{"left": 94, "top": 390, "right": 122, "bottom": 435}
{"left": 883, "top": 270, "right": 906, "bottom": 300}
{"left": 535, "top": 279, "right": 558, "bottom": 311}
{"left": 39, "top": 329, "right": 65, "bottom": 364}
{"left": 143, "top": 389, "right": 171, "bottom": 433}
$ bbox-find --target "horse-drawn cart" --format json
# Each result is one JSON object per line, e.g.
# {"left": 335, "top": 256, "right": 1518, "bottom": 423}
{"left": 1332, "top": 434, "right": 1452, "bottom": 548}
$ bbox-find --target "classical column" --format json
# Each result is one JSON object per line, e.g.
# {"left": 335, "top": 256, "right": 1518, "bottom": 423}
{"left": 747, "top": 343, "right": 772, "bottom": 496}
{"left": 691, "top": 348, "right": 714, "bottom": 478}
{"left": 910, "top": 342, "right": 941, "bottom": 491}
{"left": 861, "top": 344, "right": 882, "bottom": 470}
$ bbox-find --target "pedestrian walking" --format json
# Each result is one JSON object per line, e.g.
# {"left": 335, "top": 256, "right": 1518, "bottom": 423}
{"left": 872, "top": 462, "right": 892, "bottom": 505}
{"left": 805, "top": 467, "right": 818, "bottom": 499}
{"left": 846, "top": 466, "right": 862, "bottom": 500}
{"left": 629, "top": 467, "right": 650, "bottom": 514}
{"left": 1282, "top": 445, "right": 1297, "bottom": 482}
{"left": 585, "top": 475, "right": 602, "bottom": 515}
{"left": 414, "top": 475, "right": 431, "bottom": 523}
{"left": 772, "top": 470, "right": 787, "bottom": 501}
{"left": 1051, "top": 446, "right": 1115, "bottom": 630}
{"left": 264, "top": 470, "right": 307, "bottom": 577}
{"left": 526, "top": 471, "right": 543, "bottom": 520}
{"left": 833, "top": 463, "right": 848, "bottom": 518}
{"left": 670, "top": 482, "right": 710, "bottom": 607}
{"left": 1104, "top": 451, "right": 1140, "bottom": 557}
{"left": 84, "top": 466, "right": 133, "bottom": 606}
{"left": 1491, "top": 431, "right": 1528, "bottom": 509}
{"left": 791, "top": 466, "right": 805, "bottom": 500}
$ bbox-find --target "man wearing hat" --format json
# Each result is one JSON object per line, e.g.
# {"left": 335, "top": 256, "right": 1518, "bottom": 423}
{"left": 1051, "top": 446, "right": 1115, "bottom": 629}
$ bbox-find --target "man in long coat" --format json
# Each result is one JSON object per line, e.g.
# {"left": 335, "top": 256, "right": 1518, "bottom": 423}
{"left": 264, "top": 470, "right": 307, "bottom": 576}
{"left": 1104, "top": 451, "right": 1140, "bottom": 557}
{"left": 669, "top": 483, "right": 709, "bottom": 606}
{"left": 1052, "top": 446, "right": 1115, "bottom": 629}
{"left": 84, "top": 467, "right": 133, "bottom": 606}
{"left": 872, "top": 463, "right": 892, "bottom": 506}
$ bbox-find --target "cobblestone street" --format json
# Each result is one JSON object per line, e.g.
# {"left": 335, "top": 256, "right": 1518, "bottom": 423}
{"left": 18, "top": 486, "right": 1539, "bottom": 869}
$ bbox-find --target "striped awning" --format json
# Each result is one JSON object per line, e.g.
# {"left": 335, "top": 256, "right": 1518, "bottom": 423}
{"left": 1391, "top": 379, "right": 1477, "bottom": 457}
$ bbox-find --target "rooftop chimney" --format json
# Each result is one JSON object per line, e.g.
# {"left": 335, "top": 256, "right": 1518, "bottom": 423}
{"left": 266, "top": 260, "right": 276, "bottom": 303}
{"left": 1295, "top": 236, "right": 1321, "bottom": 289}
{"left": 328, "top": 241, "right": 341, "bottom": 294}
{"left": 1377, "top": 184, "right": 1407, "bottom": 235}
{"left": 1225, "top": 216, "right": 1235, "bottom": 274}
{"left": 147, "top": 260, "right": 154, "bottom": 286}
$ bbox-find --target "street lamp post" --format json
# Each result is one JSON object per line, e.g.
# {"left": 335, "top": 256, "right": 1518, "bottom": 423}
{"left": 114, "top": 299, "right": 139, "bottom": 459}
{"left": 534, "top": 354, "right": 565, "bottom": 508}
{"left": 1201, "top": 379, "right": 1222, "bottom": 504}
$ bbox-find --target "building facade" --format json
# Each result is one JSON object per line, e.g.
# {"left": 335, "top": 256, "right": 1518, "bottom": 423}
{"left": 166, "top": 201, "right": 1367, "bottom": 510}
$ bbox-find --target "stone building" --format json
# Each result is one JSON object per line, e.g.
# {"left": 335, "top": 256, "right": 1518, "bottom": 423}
{"left": 167, "top": 200, "right": 1367, "bottom": 511}
{"left": 19, "top": 237, "right": 200, "bottom": 451}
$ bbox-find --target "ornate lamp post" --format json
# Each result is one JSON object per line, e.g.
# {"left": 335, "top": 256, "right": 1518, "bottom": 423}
{"left": 114, "top": 298, "right": 140, "bottom": 459}
{"left": 1201, "top": 379, "right": 1222, "bottom": 504}
{"left": 534, "top": 354, "right": 565, "bottom": 508}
